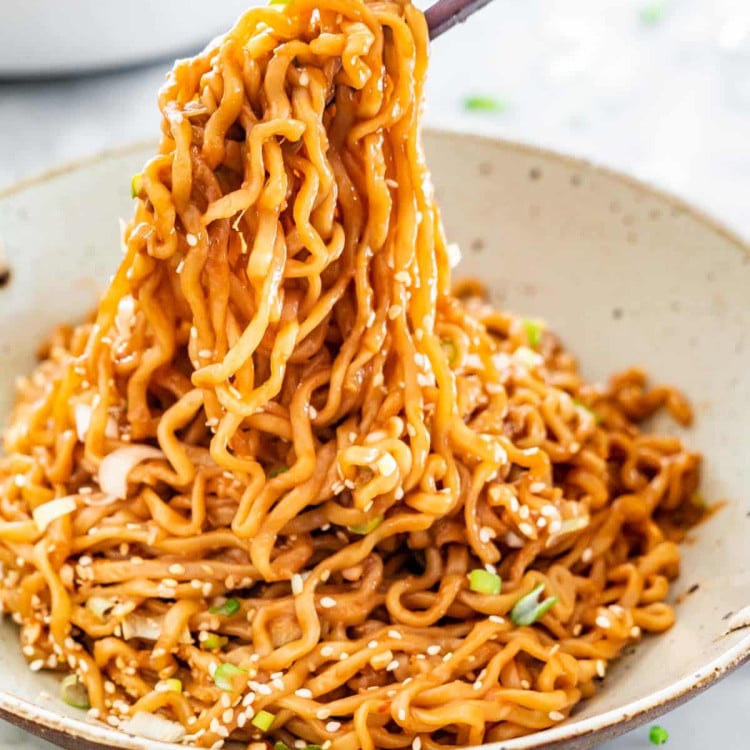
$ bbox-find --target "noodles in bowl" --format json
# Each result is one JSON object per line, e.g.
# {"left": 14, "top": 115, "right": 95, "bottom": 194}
{"left": 0, "top": 1, "right": 703, "bottom": 748}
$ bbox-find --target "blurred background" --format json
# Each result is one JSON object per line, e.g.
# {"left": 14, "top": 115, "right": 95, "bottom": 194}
{"left": 2, "top": 0, "right": 750, "bottom": 236}
{"left": 0, "top": 0, "right": 748, "bottom": 748}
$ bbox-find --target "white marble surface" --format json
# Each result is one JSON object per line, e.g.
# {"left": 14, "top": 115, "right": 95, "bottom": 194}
{"left": 0, "top": 0, "right": 749, "bottom": 748}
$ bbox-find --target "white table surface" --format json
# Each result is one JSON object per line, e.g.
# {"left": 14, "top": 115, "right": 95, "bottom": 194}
{"left": 0, "top": 0, "right": 748, "bottom": 748}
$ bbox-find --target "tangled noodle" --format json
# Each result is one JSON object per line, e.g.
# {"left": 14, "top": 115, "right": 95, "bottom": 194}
{"left": 0, "top": 1, "right": 701, "bottom": 748}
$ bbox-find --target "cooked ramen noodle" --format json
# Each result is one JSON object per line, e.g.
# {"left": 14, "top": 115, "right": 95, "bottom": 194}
{"left": 0, "top": 1, "right": 701, "bottom": 748}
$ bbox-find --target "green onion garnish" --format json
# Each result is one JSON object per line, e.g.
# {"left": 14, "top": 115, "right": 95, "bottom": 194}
{"left": 468, "top": 569, "right": 502, "bottom": 595}
{"left": 649, "top": 725, "right": 669, "bottom": 745}
{"left": 202, "top": 633, "right": 228, "bottom": 651}
{"left": 130, "top": 174, "right": 143, "bottom": 199}
{"left": 268, "top": 465, "right": 289, "bottom": 478}
{"left": 162, "top": 678, "right": 182, "bottom": 693}
{"left": 251, "top": 708, "right": 276, "bottom": 731}
{"left": 348, "top": 515, "right": 384, "bottom": 535}
{"left": 510, "top": 583, "right": 558, "bottom": 626}
{"left": 60, "top": 674, "right": 91, "bottom": 709}
{"left": 269, "top": 0, "right": 290, "bottom": 5}
{"left": 274, "top": 743, "right": 291, "bottom": 750}
{"left": 464, "top": 96, "right": 508, "bottom": 114}
{"left": 213, "top": 662, "right": 247, "bottom": 692}
{"left": 523, "top": 319, "right": 543, "bottom": 349}
{"left": 210, "top": 598, "right": 240, "bottom": 617}
{"left": 441, "top": 338, "right": 458, "bottom": 365}
{"left": 640, "top": 1, "right": 666, "bottom": 26}
{"left": 573, "top": 400, "right": 602, "bottom": 425}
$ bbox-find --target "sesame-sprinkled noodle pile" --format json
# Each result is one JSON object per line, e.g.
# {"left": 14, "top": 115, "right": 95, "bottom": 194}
{"left": 0, "top": 1, "right": 703, "bottom": 748}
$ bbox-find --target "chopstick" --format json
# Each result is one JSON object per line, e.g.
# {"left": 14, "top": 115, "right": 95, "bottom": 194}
{"left": 426, "top": 0, "right": 496, "bottom": 39}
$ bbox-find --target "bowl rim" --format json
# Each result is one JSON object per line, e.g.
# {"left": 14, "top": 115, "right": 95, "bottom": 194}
{"left": 0, "top": 132, "right": 749, "bottom": 750}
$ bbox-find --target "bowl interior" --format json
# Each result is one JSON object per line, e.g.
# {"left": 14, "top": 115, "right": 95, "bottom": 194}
{"left": 0, "top": 133, "right": 749, "bottom": 749}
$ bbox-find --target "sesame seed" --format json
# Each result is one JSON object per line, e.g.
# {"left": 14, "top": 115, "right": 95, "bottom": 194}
{"left": 426, "top": 645, "right": 441, "bottom": 656}
{"left": 387, "top": 629, "right": 402, "bottom": 639}
{"left": 549, "top": 711, "right": 565, "bottom": 721}
{"left": 530, "top": 482, "right": 546, "bottom": 493}
{"left": 368, "top": 640, "right": 379, "bottom": 649}
{"left": 291, "top": 574, "right": 303, "bottom": 595}
{"left": 29, "top": 659, "right": 44, "bottom": 671}
{"left": 316, "top": 708, "right": 331, "bottom": 720}
{"left": 320, "top": 569, "right": 331, "bottom": 582}
{"left": 484, "top": 563, "right": 497, "bottom": 574}
{"left": 541, "top": 505, "right": 557, "bottom": 517}
{"left": 222, "top": 708, "right": 234, "bottom": 723}
{"left": 237, "top": 713, "right": 247, "bottom": 728}
{"left": 473, "top": 681, "right": 483, "bottom": 691}
{"left": 412, "top": 737, "right": 422, "bottom": 750}
{"left": 386, "top": 659, "right": 399, "bottom": 671}
{"left": 537, "top": 517, "right": 547, "bottom": 528}
{"left": 397, "top": 708, "right": 407, "bottom": 722}
{"left": 168, "top": 564, "right": 185, "bottom": 575}
{"left": 320, "top": 597, "right": 336, "bottom": 609}
{"left": 325, "top": 721, "right": 341, "bottom": 733}
{"left": 186, "top": 234, "right": 198, "bottom": 247}
{"left": 442, "top": 652, "right": 453, "bottom": 662}
{"left": 595, "top": 615, "right": 611, "bottom": 629}
{"left": 582, "top": 548, "right": 593, "bottom": 563}
{"left": 596, "top": 660, "right": 606, "bottom": 678}
{"left": 549, "top": 644, "right": 560, "bottom": 656}
{"left": 295, "top": 688, "right": 313, "bottom": 698}
{"left": 519, "top": 522, "right": 535, "bottom": 537}
{"left": 519, "top": 505, "right": 530, "bottom": 520}
{"left": 630, "top": 626, "right": 641, "bottom": 638}
{"left": 489, "top": 615, "right": 504, "bottom": 624}
{"left": 320, "top": 645, "right": 334, "bottom": 657}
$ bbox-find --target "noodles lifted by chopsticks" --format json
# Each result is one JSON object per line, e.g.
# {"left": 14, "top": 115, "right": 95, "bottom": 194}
{"left": 0, "top": 1, "right": 701, "bottom": 748}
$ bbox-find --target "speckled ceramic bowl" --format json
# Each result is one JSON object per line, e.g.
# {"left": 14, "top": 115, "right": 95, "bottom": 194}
{"left": 0, "top": 133, "right": 748, "bottom": 750}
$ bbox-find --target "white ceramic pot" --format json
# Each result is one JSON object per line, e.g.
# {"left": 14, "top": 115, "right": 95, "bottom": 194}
{"left": 0, "top": 1, "right": 255, "bottom": 77}
{"left": 0, "top": 133, "right": 748, "bottom": 748}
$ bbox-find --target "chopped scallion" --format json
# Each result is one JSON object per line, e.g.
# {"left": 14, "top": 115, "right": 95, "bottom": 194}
{"left": 510, "top": 583, "right": 558, "bottom": 626}
{"left": 464, "top": 96, "right": 508, "bottom": 113}
{"left": 268, "top": 465, "right": 289, "bottom": 478}
{"left": 468, "top": 569, "right": 502, "bottom": 595}
{"left": 213, "top": 662, "right": 247, "bottom": 692}
{"left": 649, "top": 725, "right": 669, "bottom": 745}
{"left": 274, "top": 743, "right": 291, "bottom": 750}
{"left": 162, "top": 678, "right": 182, "bottom": 693}
{"left": 210, "top": 598, "right": 240, "bottom": 617}
{"left": 60, "top": 674, "right": 90, "bottom": 709}
{"left": 202, "top": 633, "right": 228, "bottom": 651}
{"left": 441, "top": 338, "right": 458, "bottom": 365}
{"left": 640, "top": 2, "right": 666, "bottom": 26}
{"left": 522, "top": 319, "right": 543, "bottom": 349}
{"left": 269, "top": 0, "right": 291, "bottom": 5}
{"left": 251, "top": 708, "right": 276, "bottom": 731}
{"left": 348, "top": 515, "right": 384, "bottom": 534}
{"left": 130, "top": 174, "right": 143, "bottom": 199}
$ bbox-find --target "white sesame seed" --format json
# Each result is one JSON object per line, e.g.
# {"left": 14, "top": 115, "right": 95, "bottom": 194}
{"left": 519, "top": 505, "right": 530, "bottom": 519}
{"left": 320, "top": 645, "right": 334, "bottom": 657}
{"left": 582, "top": 548, "right": 593, "bottom": 563}
{"left": 549, "top": 644, "right": 560, "bottom": 656}
{"left": 386, "top": 659, "right": 399, "bottom": 672}
{"left": 368, "top": 640, "right": 379, "bottom": 649}
{"left": 479, "top": 526, "right": 495, "bottom": 544}
{"left": 295, "top": 688, "right": 313, "bottom": 698}
{"left": 630, "top": 626, "right": 642, "bottom": 638}
{"left": 320, "top": 597, "right": 336, "bottom": 609}
{"left": 397, "top": 708, "right": 407, "bottom": 722}
{"left": 29, "top": 659, "right": 44, "bottom": 671}
{"left": 316, "top": 708, "right": 331, "bottom": 720}
{"left": 326, "top": 721, "right": 342, "bottom": 733}
{"left": 412, "top": 737, "right": 422, "bottom": 750}
{"left": 186, "top": 234, "right": 198, "bottom": 247}
{"left": 442, "top": 652, "right": 453, "bottom": 662}
{"left": 549, "top": 711, "right": 565, "bottom": 721}
{"left": 530, "top": 482, "right": 546, "bottom": 493}
{"left": 222, "top": 708, "right": 234, "bottom": 723}
{"left": 489, "top": 615, "right": 504, "bottom": 624}
{"left": 519, "top": 522, "right": 535, "bottom": 537}
{"left": 237, "top": 713, "right": 247, "bottom": 728}
{"left": 426, "top": 645, "right": 441, "bottom": 656}
{"left": 387, "top": 629, "right": 402, "bottom": 640}
{"left": 484, "top": 563, "right": 497, "bottom": 574}
{"left": 168, "top": 563, "right": 185, "bottom": 575}
{"left": 242, "top": 692, "right": 255, "bottom": 707}
{"left": 596, "top": 660, "right": 606, "bottom": 677}
{"left": 291, "top": 574, "right": 303, "bottom": 595}
{"left": 596, "top": 615, "right": 611, "bottom": 629}
{"left": 520, "top": 679, "right": 531, "bottom": 689}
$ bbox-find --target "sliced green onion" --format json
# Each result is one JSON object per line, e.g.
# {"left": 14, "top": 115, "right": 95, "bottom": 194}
{"left": 522, "top": 319, "right": 543, "bottom": 349}
{"left": 510, "top": 583, "right": 558, "bottom": 626}
{"left": 468, "top": 569, "right": 502, "bottom": 595}
{"left": 640, "top": 2, "right": 666, "bottom": 26}
{"left": 690, "top": 491, "right": 707, "bottom": 510}
{"left": 210, "top": 598, "right": 240, "bottom": 617}
{"left": 251, "top": 708, "right": 276, "bottom": 731}
{"left": 269, "top": 0, "right": 291, "bottom": 5}
{"left": 60, "top": 674, "right": 90, "bottom": 709}
{"left": 130, "top": 174, "right": 143, "bottom": 199}
{"left": 274, "top": 743, "right": 291, "bottom": 750}
{"left": 213, "top": 662, "right": 247, "bottom": 692}
{"left": 573, "top": 400, "right": 602, "bottom": 425}
{"left": 441, "top": 338, "right": 458, "bottom": 365}
{"left": 464, "top": 96, "right": 508, "bottom": 113}
{"left": 162, "top": 678, "right": 182, "bottom": 693}
{"left": 202, "top": 633, "right": 228, "bottom": 651}
{"left": 348, "top": 515, "right": 384, "bottom": 535}
{"left": 268, "top": 465, "right": 289, "bottom": 478}
{"left": 649, "top": 725, "right": 669, "bottom": 745}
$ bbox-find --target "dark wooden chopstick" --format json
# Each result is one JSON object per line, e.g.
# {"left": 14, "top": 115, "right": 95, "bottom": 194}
{"left": 426, "top": 0, "right": 496, "bottom": 39}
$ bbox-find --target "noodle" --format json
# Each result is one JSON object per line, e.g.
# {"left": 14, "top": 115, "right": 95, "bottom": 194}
{"left": 0, "top": 1, "right": 701, "bottom": 748}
